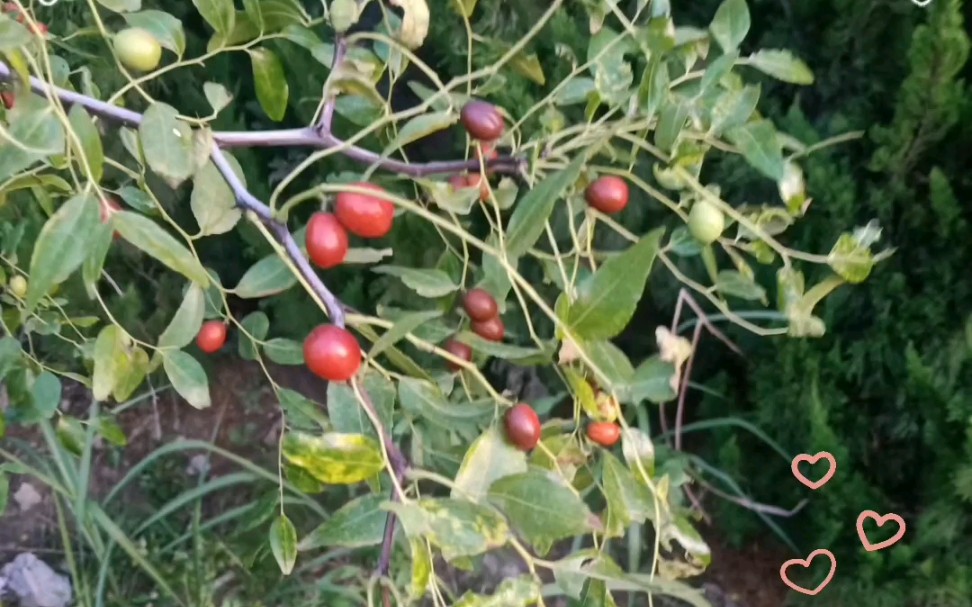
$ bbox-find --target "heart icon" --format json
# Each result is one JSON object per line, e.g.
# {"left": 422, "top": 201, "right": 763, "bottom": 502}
{"left": 856, "top": 510, "right": 907, "bottom": 552}
{"left": 779, "top": 548, "right": 836, "bottom": 596}
{"left": 791, "top": 451, "right": 836, "bottom": 490}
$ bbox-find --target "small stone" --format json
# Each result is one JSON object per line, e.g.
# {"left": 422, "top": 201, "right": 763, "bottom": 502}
{"left": 13, "top": 482, "right": 42, "bottom": 512}
{"left": 0, "top": 553, "right": 73, "bottom": 607}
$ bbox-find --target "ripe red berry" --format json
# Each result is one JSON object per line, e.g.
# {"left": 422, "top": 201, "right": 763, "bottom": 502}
{"left": 303, "top": 324, "right": 361, "bottom": 382}
{"left": 586, "top": 422, "right": 621, "bottom": 447}
{"left": 334, "top": 182, "right": 395, "bottom": 239}
{"left": 585, "top": 176, "right": 629, "bottom": 214}
{"left": 449, "top": 174, "right": 470, "bottom": 191}
{"left": 505, "top": 403, "right": 541, "bottom": 451}
{"left": 471, "top": 315, "right": 504, "bottom": 342}
{"left": 460, "top": 100, "right": 504, "bottom": 142}
{"left": 306, "top": 212, "right": 349, "bottom": 270}
{"left": 443, "top": 338, "right": 473, "bottom": 372}
{"left": 0, "top": 91, "right": 12, "bottom": 110}
{"left": 197, "top": 320, "right": 228, "bottom": 354}
{"left": 466, "top": 173, "right": 490, "bottom": 202}
{"left": 462, "top": 288, "right": 498, "bottom": 322}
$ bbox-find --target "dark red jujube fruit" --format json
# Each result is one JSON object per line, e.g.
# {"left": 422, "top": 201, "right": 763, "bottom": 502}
{"left": 443, "top": 338, "right": 473, "bottom": 372}
{"left": 471, "top": 315, "right": 504, "bottom": 342}
{"left": 584, "top": 176, "right": 629, "bottom": 214}
{"left": 505, "top": 403, "right": 541, "bottom": 451}
{"left": 460, "top": 100, "right": 504, "bottom": 142}
{"left": 462, "top": 288, "right": 498, "bottom": 322}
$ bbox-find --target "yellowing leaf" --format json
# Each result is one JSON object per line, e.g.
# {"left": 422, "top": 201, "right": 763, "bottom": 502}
{"left": 282, "top": 431, "right": 385, "bottom": 485}
{"left": 383, "top": 498, "right": 509, "bottom": 560}
{"left": 452, "top": 426, "right": 528, "bottom": 503}
{"left": 388, "top": 0, "right": 429, "bottom": 49}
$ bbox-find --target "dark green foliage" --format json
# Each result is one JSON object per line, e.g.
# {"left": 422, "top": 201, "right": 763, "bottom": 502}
{"left": 697, "top": 0, "right": 972, "bottom": 604}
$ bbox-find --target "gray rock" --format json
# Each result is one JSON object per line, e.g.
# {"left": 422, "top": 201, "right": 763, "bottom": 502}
{"left": 0, "top": 553, "right": 73, "bottom": 607}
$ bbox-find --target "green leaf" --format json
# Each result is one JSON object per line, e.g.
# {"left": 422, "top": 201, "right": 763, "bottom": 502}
{"left": 282, "top": 431, "right": 385, "bottom": 485}
{"left": 280, "top": 24, "right": 335, "bottom": 66}
{"left": 725, "top": 119, "right": 784, "bottom": 181}
{"left": 327, "top": 370, "right": 395, "bottom": 437}
{"left": 398, "top": 377, "right": 493, "bottom": 428}
{"left": 0, "top": 14, "right": 31, "bottom": 51}
{"left": 112, "top": 346, "right": 150, "bottom": 402}
{"left": 191, "top": 157, "right": 243, "bottom": 235}
{"left": 299, "top": 493, "right": 387, "bottom": 550}
{"left": 250, "top": 48, "right": 289, "bottom": 121}
{"left": 0, "top": 337, "right": 22, "bottom": 381}
{"left": 487, "top": 470, "right": 597, "bottom": 552}
{"left": 29, "top": 371, "right": 61, "bottom": 420}
{"left": 193, "top": 0, "right": 235, "bottom": 35}
{"left": 709, "top": 84, "right": 760, "bottom": 136}
{"left": 564, "top": 367, "right": 600, "bottom": 419}
{"left": 163, "top": 350, "right": 211, "bottom": 409}
{"left": 264, "top": 338, "right": 303, "bottom": 365}
{"left": 278, "top": 388, "right": 328, "bottom": 431}
{"left": 585, "top": 340, "right": 635, "bottom": 391}
{"left": 567, "top": 228, "right": 664, "bottom": 340}
{"left": 409, "top": 540, "right": 432, "bottom": 599}
{"left": 452, "top": 425, "right": 528, "bottom": 503}
{"left": 139, "top": 103, "right": 195, "bottom": 188}
{"left": 234, "top": 254, "right": 296, "bottom": 298}
{"left": 715, "top": 269, "right": 767, "bottom": 302}
{"left": 269, "top": 515, "right": 297, "bottom": 575}
{"left": 505, "top": 154, "right": 586, "bottom": 258}
{"left": 369, "top": 310, "right": 442, "bottom": 358}
{"left": 158, "top": 283, "right": 206, "bottom": 349}
{"left": 97, "top": 416, "right": 128, "bottom": 447}
{"left": 0, "top": 472, "right": 8, "bottom": 513}
{"left": 654, "top": 98, "right": 689, "bottom": 153}
{"left": 602, "top": 452, "right": 656, "bottom": 537}
{"left": 238, "top": 311, "right": 269, "bottom": 361}
{"left": 709, "top": 0, "right": 750, "bottom": 53}
{"left": 68, "top": 106, "right": 104, "bottom": 183}
{"left": 622, "top": 356, "right": 676, "bottom": 404}
{"left": 56, "top": 416, "right": 86, "bottom": 456}
{"left": 203, "top": 82, "right": 233, "bottom": 113}
{"left": 373, "top": 266, "right": 459, "bottom": 298}
{"left": 383, "top": 111, "right": 456, "bottom": 156}
{"left": 384, "top": 498, "right": 509, "bottom": 561}
{"left": 0, "top": 97, "right": 66, "bottom": 180}
{"left": 25, "top": 193, "right": 101, "bottom": 311}
{"left": 454, "top": 332, "right": 551, "bottom": 364}
{"left": 113, "top": 211, "right": 211, "bottom": 285}
{"left": 96, "top": 0, "right": 141, "bottom": 11}
{"left": 125, "top": 10, "right": 186, "bottom": 57}
{"left": 622, "top": 427, "right": 656, "bottom": 480}
{"left": 746, "top": 49, "right": 814, "bottom": 85}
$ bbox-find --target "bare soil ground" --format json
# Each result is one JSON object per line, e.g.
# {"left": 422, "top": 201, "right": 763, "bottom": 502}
{"left": 0, "top": 360, "right": 790, "bottom": 607}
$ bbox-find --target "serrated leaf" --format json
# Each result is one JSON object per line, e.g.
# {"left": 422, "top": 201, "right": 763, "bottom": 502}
{"left": 487, "top": 470, "right": 596, "bottom": 551}
{"left": 234, "top": 253, "right": 296, "bottom": 298}
{"left": 269, "top": 515, "right": 297, "bottom": 575}
{"left": 191, "top": 157, "right": 243, "bottom": 235}
{"left": 158, "top": 283, "right": 205, "bottom": 349}
{"left": 567, "top": 228, "right": 664, "bottom": 340}
{"left": 505, "top": 154, "right": 586, "bottom": 258}
{"left": 25, "top": 193, "right": 101, "bottom": 311}
{"left": 725, "top": 119, "right": 784, "bottom": 181}
{"left": 139, "top": 103, "right": 195, "bottom": 188}
{"left": 452, "top": 425, "right": 528, "bottom": 503}
{"left": 250, "top": 48, "right": 289, "bottom": 121}
{"left": 383, "top": 111, "right": 456, "bottom": 156}
{"left": 68, "top": 106, "right": 104, "bottom": 183}
{"left": 113, "top": 211, "right": 211, "bottom": 285}
{"left": 709, "top": 0, "right": 749, "bottom": 53}
{"left": 747, "top": 49, "right": 813, "bottom": 85}
{"left": 163, "top": 350, "right": 211, "bottom": 409}
{"left": 373, "top": 266, "right": 458, "bottom": 298}
{"left": 125, "top": 10, "right": 186, "bottom": 57}
{"left": 300, "top": 493, "right": 387, "bottom": 550}
{"left": 193, "top": 0, "right": 235, "bottom": 35}
{"left": 384, "top": 498, "right": 509, "bottom": 560}
{"left": 282, "top": 432, "right": 384, "bottom": 485}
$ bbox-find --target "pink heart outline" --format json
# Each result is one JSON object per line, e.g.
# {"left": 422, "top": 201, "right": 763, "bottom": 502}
{"left": 791, "top": 451, "right": 837, "bottom": 490}
{"left": 779, "top": 548, "right": 837, "bottom": 596}
{"left": 856, "top": 510, "right": 907, "bottom": 552}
